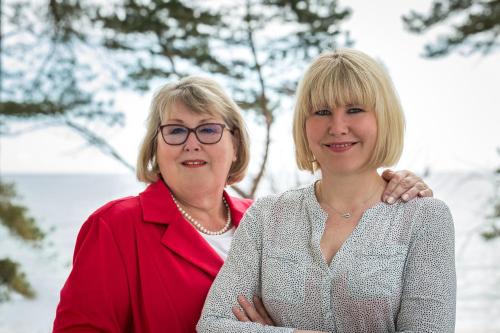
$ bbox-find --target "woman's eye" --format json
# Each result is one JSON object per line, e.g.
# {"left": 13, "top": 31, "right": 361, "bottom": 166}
{"left": 199, "top": 126, "right": 220, "bottom": 134}
{"left": 347, "top": 107, "right": 364, "bottom": 114}
{"left": 314, "top": 109, "right": 331, "bottom": 116}
{"left": 169, "top": 127, "right": 187, "bottom": 135}
{"left": 200, "top": 128, "right": 215, "bottom": 134}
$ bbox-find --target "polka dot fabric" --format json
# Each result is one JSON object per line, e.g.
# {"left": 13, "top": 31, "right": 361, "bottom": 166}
{"left": 197, "top": 182, "right": 456, "bottom": 333}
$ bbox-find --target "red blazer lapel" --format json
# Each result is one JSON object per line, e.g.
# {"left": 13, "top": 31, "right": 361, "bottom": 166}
{"left": 223, "top": 191, "right": 252, "bottom": 229}
{"left": 139, "top": 180, "right": 223, "bottom": 278}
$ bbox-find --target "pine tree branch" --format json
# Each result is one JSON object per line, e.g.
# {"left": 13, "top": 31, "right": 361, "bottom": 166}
{"left": 64, "top": 120, "right": 135, "bottom": 172}
{"left": 245, "top": 0, "right": 273, "bottom": 198}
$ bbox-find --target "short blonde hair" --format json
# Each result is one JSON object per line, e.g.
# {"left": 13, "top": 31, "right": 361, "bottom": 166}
{"left": 137, "top": 76, "right": 250, "bottom": 185}
{"left": 293, "top": 49, "right": 405, "bottom": 172}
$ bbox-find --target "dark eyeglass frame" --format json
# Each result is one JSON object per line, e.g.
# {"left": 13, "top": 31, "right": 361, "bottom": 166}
{"left": 158, "top": 123, "right": 235, "bottom": 145}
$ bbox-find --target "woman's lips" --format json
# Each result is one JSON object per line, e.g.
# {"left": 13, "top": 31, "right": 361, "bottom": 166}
{"left": 181, "top": 160, "right": 207, "bottom": 168}
{"left": 324, "top": 142, "right": 357, "bottom": 153}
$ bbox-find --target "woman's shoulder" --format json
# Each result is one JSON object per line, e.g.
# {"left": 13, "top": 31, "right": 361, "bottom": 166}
{"left": 397, "top": 197, "right": 453, "bottom": 234}
{"left": 71, "top": 195, "right": 143, "bottom": 253}
{"left": 87, "top": 195, "right": 142, "bottom": 227}
{"left": 402, "top": 197, "right": 451, "bottom": 217}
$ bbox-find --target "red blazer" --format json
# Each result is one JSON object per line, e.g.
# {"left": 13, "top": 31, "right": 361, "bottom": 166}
{"left": 53, "top": 180, "right": 252, "bottom": 333}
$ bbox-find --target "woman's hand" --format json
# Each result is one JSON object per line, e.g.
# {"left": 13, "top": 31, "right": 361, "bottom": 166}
{"left": 381, "top": 169, "right": 433, "bottom": 204}
{"left": 232, "top": 295, "right": 328, "bottom": 333}
{"left": 232, "top": 295, "right": 274, "bottom": 325}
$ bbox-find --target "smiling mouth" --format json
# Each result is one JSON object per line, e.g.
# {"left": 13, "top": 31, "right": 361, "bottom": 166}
{"left": 326, "top": 143, "right": 355, "bottom": 148}
{"left": 324, "top": 142, "right": 357, "bottom": 152}
{"left": 182, "top": 160, "right": 207, "bottom": 167}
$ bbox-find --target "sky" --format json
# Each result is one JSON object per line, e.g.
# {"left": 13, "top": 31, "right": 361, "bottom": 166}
{"left": 1, "top": 0, "right": 500, "bottom": 179}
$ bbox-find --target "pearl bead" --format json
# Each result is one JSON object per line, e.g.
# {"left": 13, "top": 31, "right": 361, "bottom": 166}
{"left": 171, "top": 195, "right": 232, "bottom": 235}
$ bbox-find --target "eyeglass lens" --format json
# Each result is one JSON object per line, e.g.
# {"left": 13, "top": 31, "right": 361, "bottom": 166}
{"left": 161, "top": 123, "right": 224, "bottom": 144}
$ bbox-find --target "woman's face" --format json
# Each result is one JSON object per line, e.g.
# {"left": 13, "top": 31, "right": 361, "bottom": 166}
{"left": 156, "top": 101, "right": 237, "bottom": 194}
{"left": 305, "top": 104, "right": 378, "bottom": 175}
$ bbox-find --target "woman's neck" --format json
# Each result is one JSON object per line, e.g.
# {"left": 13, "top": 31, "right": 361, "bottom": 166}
{"left": 169, "top": 184, "right": 226, "bottom": 222}
{"left": 318, "top": 170, "right": 386, "bottom": 211}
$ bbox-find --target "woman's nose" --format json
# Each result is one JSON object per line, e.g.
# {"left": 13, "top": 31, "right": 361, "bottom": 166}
{"left": 183, "top": 131, "right": 201, "bottom": 151}
{"left": 328, "top": 113, "right": 349, "bottom": 136}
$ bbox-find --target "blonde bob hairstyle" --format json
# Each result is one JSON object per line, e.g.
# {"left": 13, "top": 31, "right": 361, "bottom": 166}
{"left": 293, "top": 49, "right": 405, "bottom": 172}
{"left": 137, "top": 76, "right": 250, "bottom": 185}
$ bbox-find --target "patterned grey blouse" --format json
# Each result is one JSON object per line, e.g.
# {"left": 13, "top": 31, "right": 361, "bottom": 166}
{"left": 197, "top": 183, "right": 456, "bottom": 333}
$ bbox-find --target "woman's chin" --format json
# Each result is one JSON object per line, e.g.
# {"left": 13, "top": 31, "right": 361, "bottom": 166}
{"left": 320, "top": 163, "right": 367, "bottom": 177}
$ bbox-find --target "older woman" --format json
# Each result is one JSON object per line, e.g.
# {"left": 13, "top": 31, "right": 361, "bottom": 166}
{"left": 53, "top": 76, "right": 432, "bottom": 332}
{"left": 198, "top": 50, "right": 456, "bottom": 332}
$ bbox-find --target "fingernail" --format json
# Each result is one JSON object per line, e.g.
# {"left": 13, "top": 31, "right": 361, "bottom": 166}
{"left": 387, "top": 196, "right": 395, "bottom": 204}
{"left": 402, "top": 194, "right": 409, "bottom": 201}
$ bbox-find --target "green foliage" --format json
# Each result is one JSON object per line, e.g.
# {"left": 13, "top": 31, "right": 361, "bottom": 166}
{"left": 482, "top": 225, "right": 500, "bottom": 240}
{"left": 0, "top": 181, "right": 43, "bottom": 302}
{"left": 403, "top": 0, "right": 500, "bottom": 57}
{"left": 482, "top": 159, "right": 500, "bottom": 241}
{"left": 0, "top": 182, "right": 45, "bottom": 243}
{"left": 1, "top": 0, "right": 132, "bottom": 169}
{"left": 0, "top": 258, "right": 35, "bottom": 302}
{"left": 0, "top": 101, "right": 66, "bottom": 119}
{"left": 94, "top": 0, "right": 229, "bottom": 91}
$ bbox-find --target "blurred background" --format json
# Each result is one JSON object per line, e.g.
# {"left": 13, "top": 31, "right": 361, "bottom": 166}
{"left": 1, "top": 0, "right": 499, "bottom": 332}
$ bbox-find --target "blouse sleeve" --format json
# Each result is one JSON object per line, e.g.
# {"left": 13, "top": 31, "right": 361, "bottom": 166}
{"left": 396, "top": 199, "right": 456, "bottom": 332}
{"left": 53, "top": 214, "right": 131, "bottom": 332}
{"left": 197, "top": 200, "right": 295, "bottom": 333}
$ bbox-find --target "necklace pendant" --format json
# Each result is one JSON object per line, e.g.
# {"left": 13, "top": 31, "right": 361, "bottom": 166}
{"left": 342, "top": 212, "right": 352, "bottom": 219}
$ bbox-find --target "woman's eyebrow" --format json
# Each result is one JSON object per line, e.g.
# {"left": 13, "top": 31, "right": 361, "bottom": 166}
{"left": 165, "top": 117, "right": 216, "bottom": 124}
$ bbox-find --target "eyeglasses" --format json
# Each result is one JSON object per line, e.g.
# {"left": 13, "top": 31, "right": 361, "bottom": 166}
{"left": 158, "top": 123, "right": 234, "bottom": 145}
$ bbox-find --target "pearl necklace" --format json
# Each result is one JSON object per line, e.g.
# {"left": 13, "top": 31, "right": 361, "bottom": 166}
{"left": 171, "top": 195, "right": 232, "bottom": 235}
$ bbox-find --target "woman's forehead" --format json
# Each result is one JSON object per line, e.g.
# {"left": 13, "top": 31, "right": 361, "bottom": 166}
{"left": 309, "top": 82, "right": 375, "bottom": 110}
{"left": 310, "top": 93, "right": 366, "bottom": 109}
{"left": 162, "top": 100, "right": 222, "bottom": 122}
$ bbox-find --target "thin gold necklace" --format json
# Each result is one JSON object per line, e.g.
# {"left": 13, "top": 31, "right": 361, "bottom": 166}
{"left": 318, "top": 181, "right": 382, "bottom": 219}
